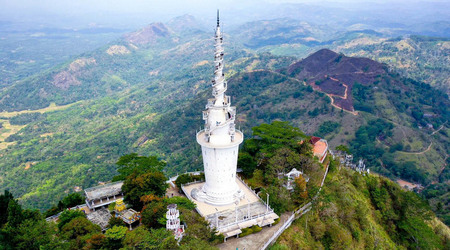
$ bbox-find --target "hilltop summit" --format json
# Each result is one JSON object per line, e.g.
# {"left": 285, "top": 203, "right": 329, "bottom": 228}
{"left": 285, "top": 49, "right": 386, "bottom": 111}
{"left": 123, "top": 22, "right": 171, "bottom": 45}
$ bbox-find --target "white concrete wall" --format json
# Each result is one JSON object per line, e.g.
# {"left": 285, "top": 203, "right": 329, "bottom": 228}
{"left": 201, "top": 144, "right": 239, "bottom": 205}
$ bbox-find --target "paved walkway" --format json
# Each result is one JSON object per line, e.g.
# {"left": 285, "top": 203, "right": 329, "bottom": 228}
{"left": 218, "top": 213, "right": 291, "bottom": 250}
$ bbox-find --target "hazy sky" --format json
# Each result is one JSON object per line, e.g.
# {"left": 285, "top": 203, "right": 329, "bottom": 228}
{"left": 1, "top": 0, "right": 448, "bottom": 30}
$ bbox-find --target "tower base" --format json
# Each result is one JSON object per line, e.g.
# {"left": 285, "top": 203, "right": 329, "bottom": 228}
{"left": 191, "top": 182, "right": 245, "bottom": 206}
{"left": 181, "top": 177, "right": 279, "bottom": 241}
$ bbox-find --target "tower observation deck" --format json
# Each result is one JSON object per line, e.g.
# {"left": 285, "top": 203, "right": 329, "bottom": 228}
{"left": 193, "top": 11, "right": 244, "bottom": 206}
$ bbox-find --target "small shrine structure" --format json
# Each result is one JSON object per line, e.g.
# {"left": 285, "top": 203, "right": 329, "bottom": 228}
{"left": 166, "top": 204, "right": 185, "bottom": 241}
{"left": 114, "top": 198, "right": 140, "bottom": 230}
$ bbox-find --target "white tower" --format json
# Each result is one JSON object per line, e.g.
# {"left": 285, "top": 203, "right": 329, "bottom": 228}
{"left": 166, "top": 204, "right": 184, "bottom": 240}
{"left": 193, "top": 11, "right": 244, "bottom": 206}
{"left": 166, "top": 204, "right": 180, "bottom": 231}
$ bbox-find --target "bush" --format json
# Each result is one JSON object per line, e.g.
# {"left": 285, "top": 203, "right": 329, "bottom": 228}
{"left": 239, "top": 227, "right": 253, "bottom": 237}
{"left": 251, "top": 225, "right": 262, "bottom": 233}
{"left": 164, "top": 196, "right": 196, "bottom": 210}
{"left": 238, "top": 225, "right": 263, "bottom": 237}
{"left": 175, "top": 174, "right": 193, "bottom": 190}
{"left": 272, "top": 218, "right": 280, "bottom": 226}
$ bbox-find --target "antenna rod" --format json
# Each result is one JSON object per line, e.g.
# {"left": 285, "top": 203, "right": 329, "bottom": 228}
{"left": 217, "top": 9, "right": 220, "bottom": 27}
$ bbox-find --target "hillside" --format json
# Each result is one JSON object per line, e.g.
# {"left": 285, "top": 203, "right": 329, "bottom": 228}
{"left": 272, "top": 166, "right": 450, "bottom": 249}
{"left": 0, "top": 17, "right": 448, "bottom": 225}
{"left": 284, "top": 48, "right": 386, "bottom": 112}
{"left": 337, "top": 35, "right": 450, "bottom": 95}
{"left": 0, "top": 21, "right": 195, "bottom": 112}
{"left": 229, "top": 19, "right": 450, "bottom": 95}
{"left": 0, "top": 45, "right": 448, "bottom": 216}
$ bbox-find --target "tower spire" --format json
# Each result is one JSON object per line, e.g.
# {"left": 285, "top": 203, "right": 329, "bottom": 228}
{"left": 217, "top": 9, "right": 220, "bottom": 27}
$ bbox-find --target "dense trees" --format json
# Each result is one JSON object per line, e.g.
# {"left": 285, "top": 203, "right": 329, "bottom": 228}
{"left": 0, "top": 191, "right": 68, "bottom": 249}
{"left": 239, "top": 121, "right": 320, "bottom": 214}
{"left": 0, "top": 153, "right": 219, "bottom": 249}
{"left": 314, "top": 121, "right": 341, "bottom": 138}
{"left": 60, "top": 217, "right": 101, "bottom": 249}
{"left": 118, "top": 154, "right": 169, "bottom": 210}
{"left": 113, "top": 153, "right": 166, "bottom": 181}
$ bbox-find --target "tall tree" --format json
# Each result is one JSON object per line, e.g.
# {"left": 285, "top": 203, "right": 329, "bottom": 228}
{"left": 122, "top": 171, "right": 168, "bottom": 211}
{"left": 266, "top": 147, "right": 302, "bottom": 181}
{"left": 238, "top": 152, "right": 257, "bottom": 178}
{"left": 113, "top": 154, "right": 166, "bottom": 181}
{"left": 247, "top": 121, "right": 305, "bottom": 156}
{"left": 104, "top": 226, "right": 128, "bottom": 249}
{"left": 0, "top": 190, "right": 14, "bottom": 226}
{"left": 293, "top": 175, "right": 308, "bottom": 204}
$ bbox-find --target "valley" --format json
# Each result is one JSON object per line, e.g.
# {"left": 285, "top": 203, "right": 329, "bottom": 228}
{"left": 0, "top": 9, "right": 448, "bottom": 227}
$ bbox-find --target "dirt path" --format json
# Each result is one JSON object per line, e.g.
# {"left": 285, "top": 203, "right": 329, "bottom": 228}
{"left": 323, "top": 80, "right": 358, "bottom": 116}
{"left": 0, "top": 102, "right": 76, "bottom": 118}
{"left": 253, "top": 70, "right": 358, "bottom": 116}
{"left": 431, "top": 123, "right": 445, "bottom": 135}
{"left": 399, "top": 142, "right": 433, "bottom": 155}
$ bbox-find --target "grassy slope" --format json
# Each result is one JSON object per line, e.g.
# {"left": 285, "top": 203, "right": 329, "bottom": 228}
{"left": 272, "top": 167, "right": 450, "bottom": 249}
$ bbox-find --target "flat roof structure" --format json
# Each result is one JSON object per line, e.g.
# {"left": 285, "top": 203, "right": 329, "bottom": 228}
{"left": 84, "top": 181, "right": 124, "bottom": 210}
{"left": 182, "top": 177, "right": 279, "bottom": 239}
{"left": 87, "top": 208, "right": 111, "bottom": 230}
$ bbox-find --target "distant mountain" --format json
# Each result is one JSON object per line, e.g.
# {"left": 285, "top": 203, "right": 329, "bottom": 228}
{"left": 336, "top": 35, "right": 450, "bottom": 95}
{"left": 227, "top": 18, "right": 449, "bottom": 95}
{"left": 230, "top": 18, "right": 332, "bottom": 49}
{"left": 0, "top": 22, "right": 186, "bottom": 112}
{"left": 166, "top": 14, "right": 207, "bottom": 33}
{"left": 123, "top": 22, "right": 172, "bottom": 45}
{"left": 284, "top": 49, "right": 386, "bottom": 112}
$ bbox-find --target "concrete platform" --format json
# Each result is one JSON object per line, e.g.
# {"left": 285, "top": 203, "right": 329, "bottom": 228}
{"left": 182, "top": 177, "right": 279, "bottom": 239}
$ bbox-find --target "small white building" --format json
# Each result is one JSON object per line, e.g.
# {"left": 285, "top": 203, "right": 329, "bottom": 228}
{"left": 166, "top": 204, "right": 185, "bottom": 241}
{"left": 283, "top": 168, "right": 309, "bottom": 190}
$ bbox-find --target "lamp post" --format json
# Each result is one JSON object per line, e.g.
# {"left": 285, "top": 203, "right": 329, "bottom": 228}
{"left": 266, "top": 193, "right": 269, "bottom": 213}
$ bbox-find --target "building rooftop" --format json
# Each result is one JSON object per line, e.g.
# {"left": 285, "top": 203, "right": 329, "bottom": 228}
{"left": 313, "top": 140, "right": 328, "bottom": 156}
{"left": 84, "top": 181, "right": 123, "bottom": 201}
{"left": 86, "top": 208, "right": 111, "bottom": 230}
